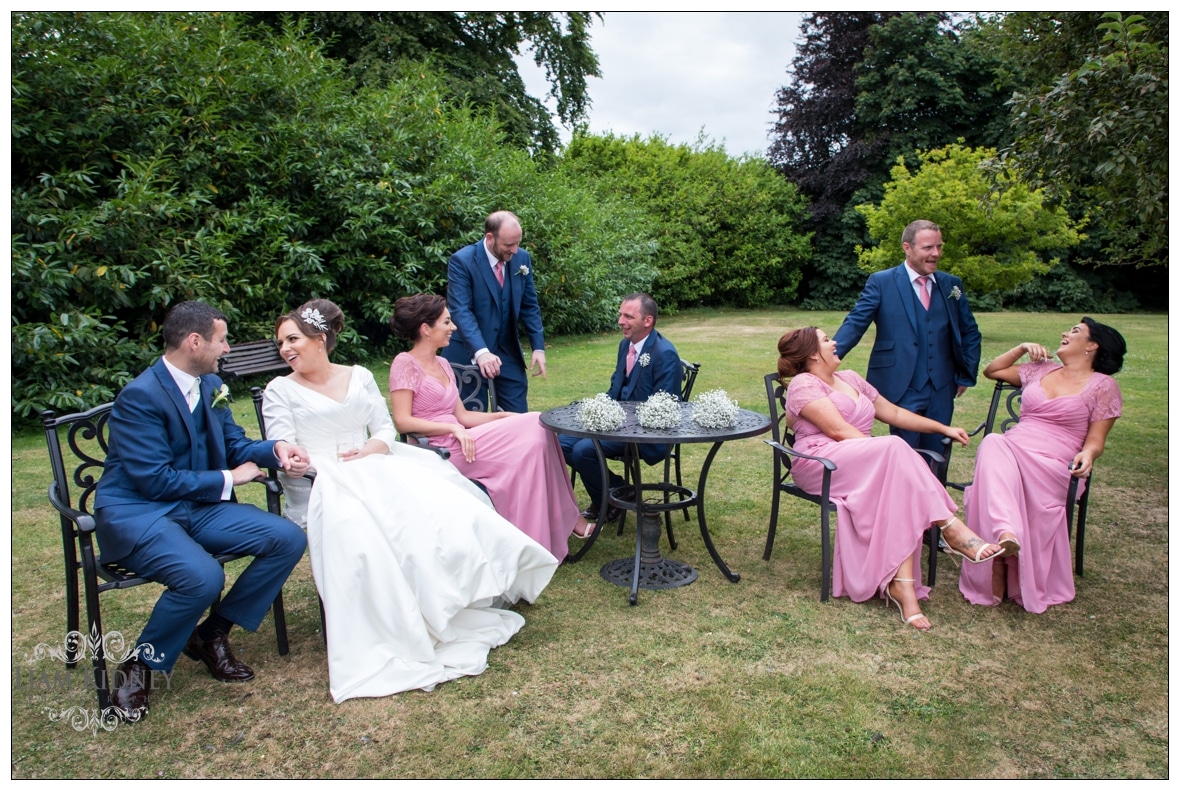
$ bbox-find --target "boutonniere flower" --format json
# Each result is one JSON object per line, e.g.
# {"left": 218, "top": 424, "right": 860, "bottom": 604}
{"left": 949, "top": 285, "right": 963, "bottom": 300}
{"left": 638, "top": 353, "right": 651, "bottom": 368}
{"left": 516, "top": 264, "right": 530, "bottom": 277}
{"left": 210, "top": 383, "right": 231, "bottom": 409}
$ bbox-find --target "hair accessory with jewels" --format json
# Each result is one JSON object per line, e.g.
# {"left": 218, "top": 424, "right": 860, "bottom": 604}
{"left": 301, "top": 307, "right": 329, "bottom": 332}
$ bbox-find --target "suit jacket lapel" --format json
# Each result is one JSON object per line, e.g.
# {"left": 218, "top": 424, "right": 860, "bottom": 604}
{"left": 199, "top": 378, "right": 227, "bottom": 469}
{"left": 151, "top": 360, "right": 199, "bottom": 452}
{"left": 894, "top": 265, "right": 919, "bottom": 333}
{"left": 474, "top": 245, "right": 503, "bottom": 311}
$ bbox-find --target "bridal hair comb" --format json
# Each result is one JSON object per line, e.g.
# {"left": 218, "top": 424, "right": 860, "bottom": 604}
{"left": 301, "top": 307, "right": 329, "bottom": 332}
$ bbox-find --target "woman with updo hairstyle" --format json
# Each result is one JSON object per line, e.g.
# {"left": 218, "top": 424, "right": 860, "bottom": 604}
{"left": 262, "top": 298, "right": 559, "bottom": 702}
{"left": 959, "top": 318, "right": 1125, "bottom": 612}
{"left": 776, "top": 326, "right": 1009, "bottom": 630}
{"left": 389, "top": 294, "right": 592, "bottom": 561}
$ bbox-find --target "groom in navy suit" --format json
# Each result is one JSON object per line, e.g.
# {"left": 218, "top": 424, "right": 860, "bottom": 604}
{"left": 833, "top": 219, "right": 981, "bottom": 454}
{"left": 560, "top": 294, "right": 682, "bottom": 520}
{"left": 441, "top": 210, "right": 546, "bottom": 412}
{"left": 94, "top": 301, "right": 310, "bottom": 720}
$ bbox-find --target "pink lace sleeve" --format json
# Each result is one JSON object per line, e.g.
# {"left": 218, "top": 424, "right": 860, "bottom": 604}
{"left": 1017, "top": 360, "right": 1059, "bottom": 388}
{"left": 785, "top": 373, "right": 830, "bottom": 419}
{"left": 1085, "top": 374, "right": 1123, "bottom": 422}
{"left": 388, "top": 353, "right": 422, "bottom": 393}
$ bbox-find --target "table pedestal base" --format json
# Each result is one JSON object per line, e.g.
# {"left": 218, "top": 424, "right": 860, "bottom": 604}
{"left": 600, "top": 514, "right": 698, "bottom": 590}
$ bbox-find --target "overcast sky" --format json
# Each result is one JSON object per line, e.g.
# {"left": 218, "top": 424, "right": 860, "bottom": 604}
{"left": 518, "top": 11, "right": 806, "bottom": 159}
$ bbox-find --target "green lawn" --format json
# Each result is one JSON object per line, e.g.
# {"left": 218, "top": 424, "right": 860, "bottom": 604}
{"left": 9, "top": 308, "right": 1167, "bottom": 778}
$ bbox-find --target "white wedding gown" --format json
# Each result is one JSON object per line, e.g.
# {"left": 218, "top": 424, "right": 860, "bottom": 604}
{"left": 263, "top": 366, "right": 559, "bottom": 702}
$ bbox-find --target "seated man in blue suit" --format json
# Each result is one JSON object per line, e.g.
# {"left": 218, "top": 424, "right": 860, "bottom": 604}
{"left": 94, "top": 301, "right": 311, "bottom": 721}
{"left": 560, "top": 293, "right": 682, "bottom": 521}
{"left": 441, "top": 210, "right": 546, "bottom": 412}
{"left": 833, "top": 219, "right": 982, "bottom": 455}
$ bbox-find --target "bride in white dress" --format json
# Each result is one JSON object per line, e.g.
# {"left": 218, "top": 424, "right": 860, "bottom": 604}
{"left": 262, "top": 299, "right": 558, "bottom": 702}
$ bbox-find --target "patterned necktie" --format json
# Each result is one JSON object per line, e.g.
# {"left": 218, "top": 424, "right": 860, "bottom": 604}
{"left": 495, "top": 261, "right": 505, "bottom": 287}
{"left": 916, "top": 276, "right": 931, "bottom": 310}
{"left": 625, "top": 344, "right": 637, "bottom": 375}
{"left": 187, "top": 378, "right": 201, "bottom": 412}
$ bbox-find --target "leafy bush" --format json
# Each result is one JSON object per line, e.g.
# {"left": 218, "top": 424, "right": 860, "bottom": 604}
{"left": 559, "top": 133, "right": 813, "bottom": 310}
{"left": 10, "top": 12, "right": 654, "bottom": 419}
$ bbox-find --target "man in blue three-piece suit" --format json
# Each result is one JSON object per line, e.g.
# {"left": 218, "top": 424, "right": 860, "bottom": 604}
{"left": 440, "top": 210, "right": 546, "bottom": 413}
{"left": 94, "top": 302, "right": 310, "bottom": 721}
{"left": 560, "top": 294, "right": 682, "bottom": 521}
{"left": 833, "top": 219, "right": 982, "bottom": 454}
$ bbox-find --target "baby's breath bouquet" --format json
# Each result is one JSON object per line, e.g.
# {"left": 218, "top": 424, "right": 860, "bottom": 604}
{"left": 636, "top": 390, "right": 681, "bottom": 429}
{"left": 577, "top": 393, "right": 625, "bottom": 432}
{"left": 691, "top": 388, "right": 740, "bottom": 428}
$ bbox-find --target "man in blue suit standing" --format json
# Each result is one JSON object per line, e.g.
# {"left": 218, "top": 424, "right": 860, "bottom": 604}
{"left": 94, "top": 302, "right": 310, "bottom": 721}
{"left": 833, "top": 219, "right": 981, "bottom": 454}
{"left": 560, "top": 293, "right": 682, "bottom": 521}
{"left": 441, "top": 210, "right": 546, "bottom": 412}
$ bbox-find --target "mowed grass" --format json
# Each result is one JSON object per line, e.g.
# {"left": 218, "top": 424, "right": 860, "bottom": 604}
{"left": 9, "top": 309, "right": 1167, "bottom": 778}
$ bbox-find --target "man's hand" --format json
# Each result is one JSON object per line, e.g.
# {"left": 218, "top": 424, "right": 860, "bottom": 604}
{"left": 955, "top": 385, "right": 968, "bottom": 398}
{"left": 476, "top": 350, "right": 502, "bottom": 379}
{"left": 530, "top": 350, "right": 547, "bottom": 379}
{"left": 230, "top": 462, "right": 265, "bottom": 486}
{"left": 275, "top": 440, "right": 311, "bottom": 478}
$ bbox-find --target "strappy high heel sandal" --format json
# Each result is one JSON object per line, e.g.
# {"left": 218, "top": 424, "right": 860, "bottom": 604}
{"left": 940, "top": 516, "right": 1002, "bottom": 565}
{"left": 997, "top": 531, "right": 1021, "bottom": 557}
{"left": 884, "top": 578, "right": 930, "bottom": 630}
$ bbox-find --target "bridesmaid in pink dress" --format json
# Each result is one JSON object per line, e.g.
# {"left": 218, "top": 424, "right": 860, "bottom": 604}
{"left": 389, "top": 294, "right": 591, "bottom": 561}
{"left": 960, "top": 318, "right": 1125, "bottom": 612}
{"left": 777, "top": 327, "right": 1009, "bottom": 630}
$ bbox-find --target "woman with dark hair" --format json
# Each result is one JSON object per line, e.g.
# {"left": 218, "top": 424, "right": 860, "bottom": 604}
{"left": 777, "top": 327, "right": 1008, "bottom": 630}
{"left": 263, "top": 299, "right": 559, "bottom": 701}
{"left": 960, "top": 318, "right": 1125, "bottom": 612}
{"left": 389, "top": 294, "right": 591, "bottom": 561}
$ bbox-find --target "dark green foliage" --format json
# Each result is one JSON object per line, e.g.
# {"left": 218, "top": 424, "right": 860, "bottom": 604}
{"left": 10, "top": 12, "right": 647, "bottom": 419}
{"left": 560, "top": 133, "right": 812, "bottom": 310}
{"left": 243, "top": 11, "right": 602, "bottom": 158}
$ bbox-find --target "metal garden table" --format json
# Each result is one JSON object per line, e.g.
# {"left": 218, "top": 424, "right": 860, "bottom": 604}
{"left": 540, "top": 401, "right": 770, "bottom": 605}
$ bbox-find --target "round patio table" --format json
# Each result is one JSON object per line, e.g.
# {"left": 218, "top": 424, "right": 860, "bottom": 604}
{"left": 540, "top": 401, "right": 771, "bottom": 605}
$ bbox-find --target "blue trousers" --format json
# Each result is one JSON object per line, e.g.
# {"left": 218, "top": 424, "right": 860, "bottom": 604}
{"left": 891, "top": 379, "right": 956, "bottom": 455}
{"left": 111, "top": 501, "right": 306, "bottom": 672}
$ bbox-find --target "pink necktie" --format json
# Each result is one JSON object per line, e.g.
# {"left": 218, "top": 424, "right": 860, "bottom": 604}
{"left": 625, "top": 344, "right": 637, "bottom": 375}
{"left": 916, "top": 276, "right": 931, "bottom": 310}
{"left": 495, "top": 261, "right": 505, "bottom": 287}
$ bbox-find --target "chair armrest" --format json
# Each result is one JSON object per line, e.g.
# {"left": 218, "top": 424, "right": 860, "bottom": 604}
{"left": 916, "top": 448, "right": 945, "bottom": 466}
{"left": 47, "top": 484, "right": 97, "bottom": 533}
{"left": 764, "top": 439, "right": 837, "bottom": 472}
{"left": 404, "top": 433, "right": 451, "bottom": 461}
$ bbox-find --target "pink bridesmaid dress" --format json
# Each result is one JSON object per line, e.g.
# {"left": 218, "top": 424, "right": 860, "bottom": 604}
{"left": 786, "top": 371, "right": 957, "bottom": 603}
{"left": 960, "top": 362, "right": 1122, "bottom": 612}
{"left": 390, "top": 353, "right": 581, "bottom": 561}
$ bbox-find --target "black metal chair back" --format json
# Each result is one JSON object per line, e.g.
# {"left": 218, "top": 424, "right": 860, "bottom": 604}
{"left": 41, "top": 402, "right": 288, "bottom": 716}
{"left": 660, "top": 360, "right": 702, "bottom": 530}
{"left": 941, "top": 380, "right": 1090, "bottom": 575}
{"left": 450, "top": 362, "right": 498, "bottom": 413}
{"left": 761, "top": 373, "right": 940, "bottom": 600}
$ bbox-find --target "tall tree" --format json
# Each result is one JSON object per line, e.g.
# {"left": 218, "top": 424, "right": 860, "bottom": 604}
{"left": 992, "top": 12, "right": 1167, "bottom": 267}
{"left": 245, "top": 11, "right": 602, "bottom": 156}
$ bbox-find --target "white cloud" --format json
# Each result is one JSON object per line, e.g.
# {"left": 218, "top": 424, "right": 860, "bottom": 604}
{"left": 518, "top": 11, "right": 805, "bottom": 159}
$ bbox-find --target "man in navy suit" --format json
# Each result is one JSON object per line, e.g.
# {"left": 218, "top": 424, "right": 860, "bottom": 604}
{"left": 440, "top": 210, "right": 546, "bottom": 412}
{"left": 560, "top": 294, "right": 682, "bottom": 520}
{"left": 833, "top": 219, "right": 981, "bottom": 454}
{"left": 94, "top": 302, "right": 310, "bottom": 720}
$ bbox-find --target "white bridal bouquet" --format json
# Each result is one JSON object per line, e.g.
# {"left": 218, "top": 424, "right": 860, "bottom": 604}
{"left": 636, "top": 390, "right": 681, "bottom": 430}
{"left": 691, "top": 388, "right": 740, "bottom": 429}
{"left": 577, "top": 393, "right": 626, "bottom": 432}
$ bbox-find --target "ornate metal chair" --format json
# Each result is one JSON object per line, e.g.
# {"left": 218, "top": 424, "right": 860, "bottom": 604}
{"left": 396, "top": 362, "right": 492, "bottom": 454}
{"left": 761, "top": 373, "right": 942, "bottom": 601}
{"left": 42, "top": 403, "right": 289, "bottom": 716}
{"left": 937, "top": 380, "right": 1091, "bottom": 576}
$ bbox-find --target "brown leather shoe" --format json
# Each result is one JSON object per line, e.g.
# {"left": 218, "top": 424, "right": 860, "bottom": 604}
{"left": 183, "top": 630, "right": 255, "bottom": 682}
{"left": 109, "top": 657, "right": 150, "bottom": 722}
